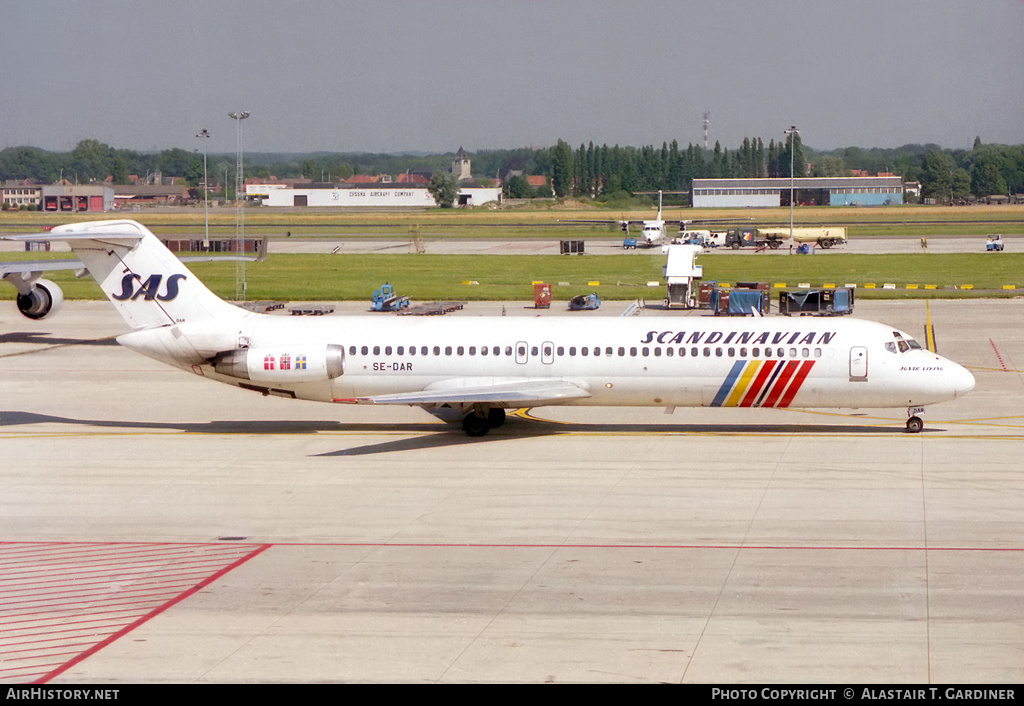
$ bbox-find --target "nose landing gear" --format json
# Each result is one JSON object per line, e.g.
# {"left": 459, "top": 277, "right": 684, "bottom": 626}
{"left": 905, "top": 406, "right": 925, "bottom": 433}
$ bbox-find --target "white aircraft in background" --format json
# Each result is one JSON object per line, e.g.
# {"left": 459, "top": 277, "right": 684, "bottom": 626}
{"left": 562, "top": 190, "right": 743, "bottom": 247}
{"left": 2, "top": 220, "right": 973, "bottom": 436}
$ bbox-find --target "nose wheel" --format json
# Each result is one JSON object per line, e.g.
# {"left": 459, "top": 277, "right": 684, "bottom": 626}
{"left": 906, "top": 416, "right": 924, "bottom": 433}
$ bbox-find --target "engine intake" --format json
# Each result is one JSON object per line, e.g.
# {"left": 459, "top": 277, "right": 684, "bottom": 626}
{"left": 16, "top": 279, "right": 64, "bottom": 320}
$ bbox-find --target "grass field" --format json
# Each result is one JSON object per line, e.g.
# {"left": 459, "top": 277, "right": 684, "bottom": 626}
{"left": 2, "top": 204, "right": 1022, "bottom": 302}
{"left": 2, "top": 203, "right": 1023, "bottom": 239}
{"left": 3, "top": 250, "right": 1021, "bottom": 302}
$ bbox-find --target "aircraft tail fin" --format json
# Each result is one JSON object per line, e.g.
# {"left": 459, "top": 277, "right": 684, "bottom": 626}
{"left": 41, "top": 220, "right": 248, "bottom": 330}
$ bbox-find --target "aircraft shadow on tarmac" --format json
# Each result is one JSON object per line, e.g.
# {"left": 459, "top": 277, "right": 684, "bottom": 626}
{"left": 0, "top": 332, "right": 119, "bottom": 347}
{"left": 1, "top": 410, "right": 931, "bottom": 457}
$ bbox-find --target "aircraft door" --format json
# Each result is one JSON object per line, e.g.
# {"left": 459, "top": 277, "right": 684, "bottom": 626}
{"left": 515, "top": 341, "right": 528, "bottom": 365}
{"left": 850, "top": 346, "right": 868, "bottom": 381}
{"left": 541, "top": 341, "right": 554, "bottom": 365}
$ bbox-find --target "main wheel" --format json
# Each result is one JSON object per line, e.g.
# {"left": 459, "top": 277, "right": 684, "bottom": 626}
{"left": 462, "top": 413, "right": 490, "bottom": 437}
{"left": 487, "top": 407, "right": 506, "bottom": 428}
{"left": 906, "top": 416, "right": 924, "bottom": 433}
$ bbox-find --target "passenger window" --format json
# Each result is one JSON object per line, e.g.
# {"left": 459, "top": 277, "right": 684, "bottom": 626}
{"left": 789, "top": 348, "right": 797, "bottom": 358}
{"left": 385, "top": 346, "right": 392, "bottom": 355}
{"left": 704, "top": 347, "right": 710, "bottom": 357}
{"left": 349, "top": 346, "right": 357, "bottom": 355}
{"left": 605, "top": 347, "right": 613, "bottom": 357}
{"left": 531, "top": 346, "right": 538, "bottom": 356}
{"left": 753, "top": 347, "right": 760, "bottom": 357}
{"left": 802, "top": 348, "right": 809, "bottom": 358}
{"left": 716, "top": 347, "right": 723, "bottom": 357}
{"left": 373, "top": 346, "right": 380, "bottom": 355}
{"left": 740, "top": 347, "right": 747, "bottom": 357}
{"left": 728, "top": 347, "right": 735, "bottom": 357}
{"left": 654, "top": 347, "right": 662, "bottom": 357}
{"left": 360, "top": 346, "right": 368, "bottom": 355}
{"left": 691, "top": 347, "right": 698, "bottom": 357}
{"left": 468, "top": 346, "right": 476, "bottom": 355}
{"left": 433, "top": 346, "right": 441, "bottom": 356}
{"left": 630, "top": 347, "right": 637, "bottom": 356}
{"left": 582, "top": 347, "right": 589, "bottom": 357}
{"left": 569, "top": 347, "right": 577, "bottom": 356}
{"left": 409, "top": 347, "right": 416, "bottom": 356}
{"left": 481, "top": 346, "right": 488, "bottom": 356}
{"left": 618, "top": 347, "right": 625, "bottom": 356}
{"left": 505, "top": 346, "right": 513, "bottom": 356}
{"left": 445, "top": 346, "right": 453, "bottom": 356}
{"left": 666, "top": 347, "right": 673, "bottom": 357}
{"left": 642, "top": 347, "right": 650, "bottom": 357}
{"left": 493, "top": 347, "right": 500, "bottom": 356}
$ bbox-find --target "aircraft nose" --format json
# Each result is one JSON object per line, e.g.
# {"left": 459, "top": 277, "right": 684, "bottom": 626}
{"left": 953, "top": 364, "right": 975, "bottom": 398}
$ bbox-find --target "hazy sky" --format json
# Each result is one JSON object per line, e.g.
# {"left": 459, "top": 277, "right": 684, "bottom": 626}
{"left": 2, "top": 0, "right": 1022, "bottom": 155}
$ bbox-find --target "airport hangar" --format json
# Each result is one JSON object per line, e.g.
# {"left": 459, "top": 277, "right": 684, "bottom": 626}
{"left": 250, "top": 182, "right": 503, "bottom": 208}
{"left": 692, "top": 176, "right": 905, "bottom": 208}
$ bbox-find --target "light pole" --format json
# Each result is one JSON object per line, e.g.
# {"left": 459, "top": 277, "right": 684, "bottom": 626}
{"left": 228, "top": 111, "right": 250, "bottom": 300}
{"left": 785, "top": 125, "right": 799, "bottom": 248}
{"left": 196, "top": 128, "right": 210, "bottom": 250}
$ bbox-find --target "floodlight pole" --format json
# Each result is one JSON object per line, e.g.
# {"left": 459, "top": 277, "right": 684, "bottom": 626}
{"left": 196, "top": 129, "right": 210, "bottom": 250}
{"left": 785, "top": 125, "right": 799, "bottom": 248}
{"left": 228, "top": 111, "right": 251, "bottom": 300}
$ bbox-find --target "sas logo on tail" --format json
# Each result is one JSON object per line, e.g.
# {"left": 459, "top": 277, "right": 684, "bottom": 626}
{"left": 112, "top": 273, "right": 186, "bottom": 302}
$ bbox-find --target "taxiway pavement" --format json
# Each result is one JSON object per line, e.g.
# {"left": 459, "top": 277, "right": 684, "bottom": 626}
{"left": 1, "top": 299, "right": 1022, "bottom": 683}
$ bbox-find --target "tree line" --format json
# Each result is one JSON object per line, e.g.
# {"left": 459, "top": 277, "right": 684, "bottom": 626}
{"left": 2, "top": 135, "right": 1022, "bottom": 205}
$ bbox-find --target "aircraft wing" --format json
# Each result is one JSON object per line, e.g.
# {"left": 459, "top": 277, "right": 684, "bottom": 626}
{"left": 664, "top": 218, "right": 754, "bottom": 226}
{"left": 346, "top": 378, "right": 591, "bottom": 406}
{"left": 558, "top": 219, "right": 636, "bottom": 226}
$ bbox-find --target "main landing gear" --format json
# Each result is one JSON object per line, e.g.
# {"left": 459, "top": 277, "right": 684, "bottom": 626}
{"left": 462, "top": 407, "right": 506, "bottom": 437}
{"left": 905, "top": 406, "right": 925, "bottom": 433}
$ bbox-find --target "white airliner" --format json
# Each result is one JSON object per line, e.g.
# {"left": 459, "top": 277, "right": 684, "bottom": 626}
{"left": 562, "top": 190, "right": 740, "bottom": 247}
{"left": 2, "top": 220, "right": 974, "bottom": 436}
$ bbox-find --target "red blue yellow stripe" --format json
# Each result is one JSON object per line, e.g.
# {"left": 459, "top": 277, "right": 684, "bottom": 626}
{"left": 711, "top": 359, "right": 816, "bottom": 408}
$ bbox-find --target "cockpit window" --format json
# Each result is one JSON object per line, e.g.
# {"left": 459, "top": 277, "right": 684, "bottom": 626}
{"left": 885, "top": 342, "right": 897, "bottom": 354}
{"left": 890, "top": 331, "right": 922, "bottom": 353}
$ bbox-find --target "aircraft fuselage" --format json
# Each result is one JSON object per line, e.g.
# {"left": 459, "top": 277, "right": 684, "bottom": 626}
{"left": 118, "top": 311, "right": 974, "bottom": 412}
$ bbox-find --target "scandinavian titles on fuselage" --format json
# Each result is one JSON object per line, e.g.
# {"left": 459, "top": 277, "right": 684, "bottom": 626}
{"left": 639, "top": 329, "right": 837, "bottom": 346}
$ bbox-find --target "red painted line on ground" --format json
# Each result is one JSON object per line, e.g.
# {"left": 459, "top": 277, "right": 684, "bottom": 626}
{"left": 261, "top": 541, "right": 1024, "bottom": 552}
{"left": 32, "top": 543, "right": 271, "bottom": 684}
{"left": 989, "top": 338, "right": 1009, "bottom": 371}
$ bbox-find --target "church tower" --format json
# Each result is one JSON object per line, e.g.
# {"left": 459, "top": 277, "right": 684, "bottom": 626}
{"left": 452, "top": 147, "right": 471, "bottom": 181}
